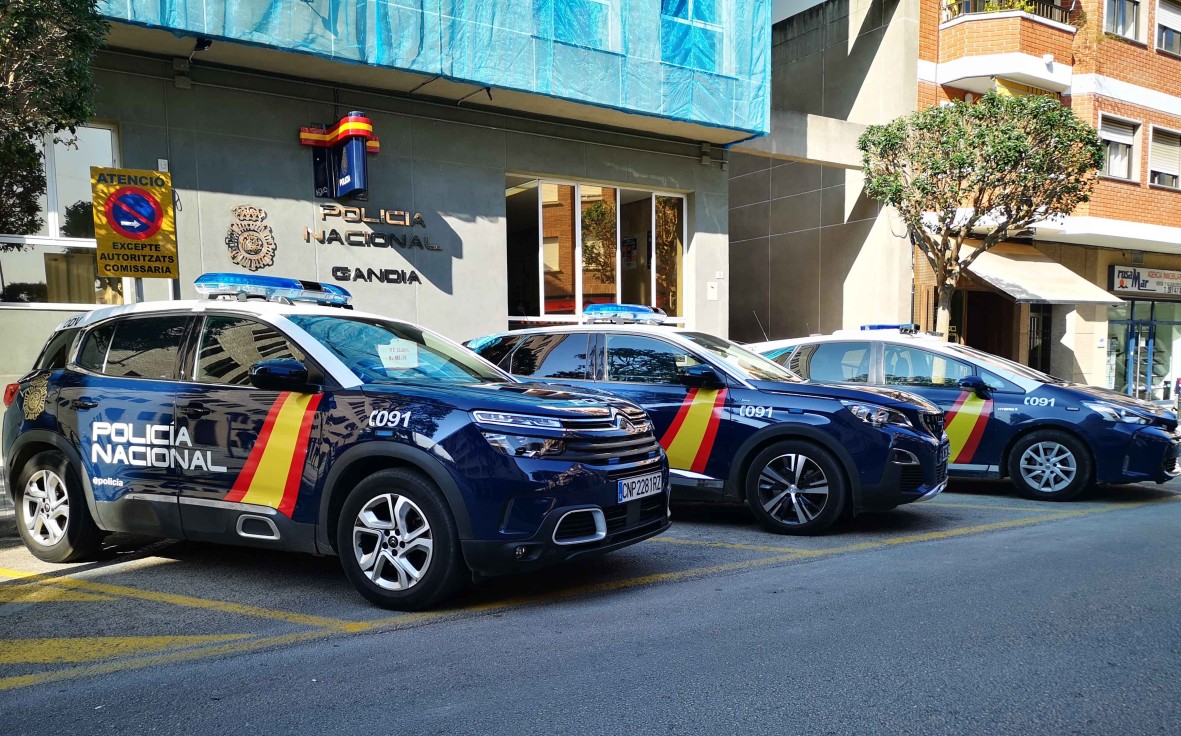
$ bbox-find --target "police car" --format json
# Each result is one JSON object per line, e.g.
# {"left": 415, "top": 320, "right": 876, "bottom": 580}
{"left": 748, "top": 325, "right": 1181, "bottom": 501}
{"left": 1, "top": 275, "right": 670, "bottom": 610}
{"left": 467, "top": 305, "right": 950, "bottom": 535}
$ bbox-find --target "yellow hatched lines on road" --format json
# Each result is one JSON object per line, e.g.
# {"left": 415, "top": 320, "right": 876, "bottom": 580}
{"left": 0, "top": 493, "right": 1176, "bottom": 693}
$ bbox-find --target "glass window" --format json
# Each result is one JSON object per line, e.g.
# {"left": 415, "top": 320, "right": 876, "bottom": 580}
{"left": 581, "top": 186, "right": 617, "bottom": 309}
{"left": 542, "top": 183, "right": 576, "bottom": 314}
{"left": 195, "top": 316, "right": 307, "bottom": 386}
{"left": 53, "top": 127, "right": 115, "bottom": 237}
{"left": 791, "top": 342, "right": 871, "bottom": 383}
{"left": 679, "top": 331, "right": 800, "bottom": 382}
{"left": 1150, "top": 129, "right": 1181, "bottom": 189}
{"left": 471, "top": 334, "right": 524, "bottom": 370}
{"left": 511, "top": 334, "right": 591, "bottom": 379}
{"left": 1161, "top": 0, "right": 1181, "bottom": 54}
{"left": 655, "top": 196, "right": 684, "bottom": 318}
{"left": 605, "top": 334, "right": 701, "bottom": 384}
{"left": 1100, "top": 118, "right": 1137, "bottom": 180}
{"left": 0, "top": 243, "right": 124, "bottom": 305}
{"left": 1105, "top": 0, "right": 1140, "bottom": 39}
{"left": 287, "top": 315, "right": 508, "bottom": 385}
{"left": 35, "top": 329, "right": 80, "bottom": 371}
{"left": 883, "top": 345, "right": 974, "bottom": 388}
{"left": 76, "top": 324, "right": 114, "bottom": 373}
{"left": 103, "top": 316, "right": 189, "bottom": 380}
{"left": 660, "top": 0, "right": 724, "bottom": 73}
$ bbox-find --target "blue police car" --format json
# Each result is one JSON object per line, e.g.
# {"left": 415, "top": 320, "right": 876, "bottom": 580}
{"left": 468, "top": 306, "right": 950, "bottom": 535}
{"left": 1, "top": 275, "right": 670, "bottom": 610}
{"left": 749, "top": 326, "right": 1181, "bottom": 501}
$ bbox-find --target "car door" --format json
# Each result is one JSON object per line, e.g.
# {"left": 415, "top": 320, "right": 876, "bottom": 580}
{"left": 879, "top": 343, "right": 1006, "bottom": 473}
{"left": 56, "top": 314, "right": 191, "bottom": 536}
{"left": 172, "top": 313, "right": 324, "bottom": 548}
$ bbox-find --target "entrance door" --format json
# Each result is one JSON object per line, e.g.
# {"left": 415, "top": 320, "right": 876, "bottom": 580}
{"left": 1110, "top": 301, "right": 1181, "bottom": 402}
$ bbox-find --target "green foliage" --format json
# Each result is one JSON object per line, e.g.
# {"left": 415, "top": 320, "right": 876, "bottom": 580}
{"left": 581, "top": 200, "right": 617, "bottom": 285}
{"left": 983, "top": 0, "right": 1035, "bottom": 13}
{"left": 858, "top": 91, "right": 1103, "bottom": 322}
{"left": 61, "top": 199, "right": 96, "bottom": 238}
{"left": 0, "top": 0, "right": 108, "bottom": 236}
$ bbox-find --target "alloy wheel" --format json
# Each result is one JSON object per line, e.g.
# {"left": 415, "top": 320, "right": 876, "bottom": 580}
{"left": 756, "top": 453, "right": 830, "bottom": 525}
{"left": 1019, "top": 441, "right": 1078, "bottom": 493}
{"left": 22, "top": 470, "right": 70, "bottom": 547}
{"left": 352, "top": 493, "right": 434, "bottom": 591}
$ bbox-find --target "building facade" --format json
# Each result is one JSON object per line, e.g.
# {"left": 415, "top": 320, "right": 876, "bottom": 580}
{"left": 0, "top": 0, "right": 772, "bottom": 385}
{"left": 735, "top": 0, "right": 1181, "bottom": 401}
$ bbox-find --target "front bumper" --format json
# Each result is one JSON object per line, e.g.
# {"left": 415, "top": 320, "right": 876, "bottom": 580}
{"left": 1094, "top": 424, "right": 1181, "bottom": 484}
{"left": 461, "top": 490, "right": 671, "bottom": 576}
{"left": 856, "top": 434, "right": 949, "bottom": 512}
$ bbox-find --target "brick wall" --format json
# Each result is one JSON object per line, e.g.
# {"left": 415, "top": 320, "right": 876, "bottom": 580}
{"left": 1071, "top": 0, "right": 1181, "bottom": 98}
{"left": 938, "top": 14, "right": 1075, "bottom": 65}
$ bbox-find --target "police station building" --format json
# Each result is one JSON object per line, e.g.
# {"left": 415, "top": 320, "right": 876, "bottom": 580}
{"left": 0, "top": 0, "right": 770, "bottom": 384}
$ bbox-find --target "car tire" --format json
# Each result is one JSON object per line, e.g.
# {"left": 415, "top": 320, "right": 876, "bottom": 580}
{"left": 15, "top": 450, "right": 104, "bottom": 563}
{"left": 1007, "top": 430, "right": 1092, "bottom": 501}
{"left": 336, "top": 468, "right": 466, "bottom": 610}
{"left": 744, "top": 440, "right": 847, "bottom": 535}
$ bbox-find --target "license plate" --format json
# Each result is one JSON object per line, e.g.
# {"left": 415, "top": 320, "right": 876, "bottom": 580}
{"left": 618, "top": 471, "right": 664, "bottom": 503}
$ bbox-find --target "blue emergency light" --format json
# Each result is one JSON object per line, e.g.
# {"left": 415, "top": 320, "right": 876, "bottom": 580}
{"left": 194, "top": 273, "right": 352, "bottom": 307}
{"left": 583, "top": 303, "right": 667, "bottom": 325}
{"left": 861, "top": 323, "right": 920, "bottom": 333}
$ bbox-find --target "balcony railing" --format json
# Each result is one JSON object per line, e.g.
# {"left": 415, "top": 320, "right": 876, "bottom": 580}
{"left": 943, "top": 1, "right": 1072, "bottom": 26}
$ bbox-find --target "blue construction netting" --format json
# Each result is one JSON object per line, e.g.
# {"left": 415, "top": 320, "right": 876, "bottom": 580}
{"left": 99, "top": 0, "right": 770, "bottom": 135}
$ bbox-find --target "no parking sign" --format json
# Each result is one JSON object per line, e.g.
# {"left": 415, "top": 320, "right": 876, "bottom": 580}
{"left": 91, "top": 167, "right": 178, "bottom": 279}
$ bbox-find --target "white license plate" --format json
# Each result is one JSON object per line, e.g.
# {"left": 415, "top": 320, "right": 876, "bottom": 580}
{"left": 617, "top": 471, "right": 664, "bottom": 503}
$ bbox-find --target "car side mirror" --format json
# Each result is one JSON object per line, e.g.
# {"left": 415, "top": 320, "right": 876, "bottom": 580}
{"left": 958, "top": 375, "right": 990, "bottom": 398}
{"left": 250, "top": 359, "right": 315, "bottom": 393}
{"left": 679, "top": 364, "right": 724, "bottom": 389}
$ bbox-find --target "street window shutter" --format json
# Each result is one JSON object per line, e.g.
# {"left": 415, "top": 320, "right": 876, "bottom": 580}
{"left": 1160, "top": 0, "right": 1181, "bottom": 33}
{"left": 1101, "top": 118, "right": 1136, "bottom": 146}
{"left": 1151, "top": 129, "right": 1181, "bottom": 176}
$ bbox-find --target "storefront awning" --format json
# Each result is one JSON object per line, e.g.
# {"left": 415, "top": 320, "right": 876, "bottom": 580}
{"left": 964, "top": 243, "right": 1122, "bottom": 305}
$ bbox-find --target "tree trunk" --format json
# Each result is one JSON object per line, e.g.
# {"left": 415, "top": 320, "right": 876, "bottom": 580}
{"left": 935, "top": 285, "right": 953, "bottom": 339}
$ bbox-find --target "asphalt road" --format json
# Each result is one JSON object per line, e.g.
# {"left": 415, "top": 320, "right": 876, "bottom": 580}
{"left": 1, "top": 479, "right": 1179, "bottom": 735}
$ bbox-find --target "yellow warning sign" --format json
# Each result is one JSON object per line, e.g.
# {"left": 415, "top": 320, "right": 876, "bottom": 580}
{"left": 90, "top": 167, "right": 179, "bottom": 279}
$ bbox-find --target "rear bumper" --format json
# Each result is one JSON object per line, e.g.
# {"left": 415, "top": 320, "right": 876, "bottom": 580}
{"left": 461, "top": 492, "right": 671, "bottom": 576}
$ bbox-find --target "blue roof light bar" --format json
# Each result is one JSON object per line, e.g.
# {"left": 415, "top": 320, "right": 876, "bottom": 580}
{"left": 861, "top": 323, "right": 920, "bottom": 333}
{"left": 582, "top": 303, "right": 667, "bottom": 325}
{"left": 194, "top": 273, "right": 352, "bottom": 307}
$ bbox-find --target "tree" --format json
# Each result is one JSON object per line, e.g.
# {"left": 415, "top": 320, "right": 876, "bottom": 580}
{"left": 0, "top": 0, "right": 108, "bottom": 236}
{"left": 858, "top": 91, "right": 1103, "bottom": 336}
{"left": 580, "top": 200, "right": 616, "bottom": 287}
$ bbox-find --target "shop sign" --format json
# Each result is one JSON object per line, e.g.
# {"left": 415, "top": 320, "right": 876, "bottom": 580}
{"left": 1109, "top": 265, "right": 1181, "bottom": 297}
{"left": 90, "top": 167, "right": 178, "bottom": 279}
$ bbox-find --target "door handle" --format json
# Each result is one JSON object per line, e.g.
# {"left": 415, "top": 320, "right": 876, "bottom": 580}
{"left": 179, "top": 403, "right": 212, "bottom": 418}
{"left": 70, "top": 399, "right": 98, "bottom": 410}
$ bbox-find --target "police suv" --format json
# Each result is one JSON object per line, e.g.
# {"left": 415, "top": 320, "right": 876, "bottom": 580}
{"left": 749, "top": 325, "right": 1181, "bottom": 501}
{"left": 1, "top": 275, "right": 670, "bottom": 609}
{"left": 468, "top": 305, "right": 950, "bottom": 535}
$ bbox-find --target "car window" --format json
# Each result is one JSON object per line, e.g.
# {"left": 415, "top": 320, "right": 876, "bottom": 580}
{"left": 883, "top": 345, "right": 973, "bottom": 388}
{"left": 678, "top": 332, "right": 800, "bottom": 382}
{"left": 35, "top": 328, "right": 79, "bottom": 371}
{"left": 762, "top": 345, "right": 795, "bottom": 367}
{"left": 604, "top": 335, "right": 701, "bottom": 384}
{"left": 75, "top": 324, "right": 115, "bottom": 373}
{"left": 103, "top": 316, "right": 189, "bottom": 380}
{"left": 195, "top": 316, "right": 307, "bottom": 386}
{"left": 472, "top": 334, "right": 523, "bottom": 370}
{"left": 511, "top": 334, "right": 591, "bottom": 379}
{"left": 791, "top": 342, "right": 871, "bottom": 383}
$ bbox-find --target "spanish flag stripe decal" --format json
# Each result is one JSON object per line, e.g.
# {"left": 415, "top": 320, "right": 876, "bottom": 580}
{"left": 223, "top": 393, "right": 289, "bottom": 503}
{"left": 233, "top": 393, "right": 319, "bottom": 512}
{"left": 276, "top": 393, "right": 324, "bottom": 518}
{"left": 662, "top": 389, "right": 727, "bottom": 471}
{"left": 944, "top": 391, "right": 993, "bottom": 464}
{"left": 690, "top": 390, "right": 728, "bottom": 473}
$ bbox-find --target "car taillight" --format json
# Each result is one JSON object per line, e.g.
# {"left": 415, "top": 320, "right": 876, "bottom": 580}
{"left": 2, "top": 383, "right": 18, "bottom": 408}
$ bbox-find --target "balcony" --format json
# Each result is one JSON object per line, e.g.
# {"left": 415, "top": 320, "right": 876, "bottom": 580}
{"left": 935, "top": 0, "right": 1076, "bottom": 94}
{"left": 943, "top": 1, "right": 1072, "bottom": 26}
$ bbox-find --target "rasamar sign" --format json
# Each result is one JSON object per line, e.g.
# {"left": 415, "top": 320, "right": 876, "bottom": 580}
{"left": 1109, "top": 265, "right": 1181, "bottom": 298}
{"left": 90, "top": 167, "right": 178, "bottom": 279}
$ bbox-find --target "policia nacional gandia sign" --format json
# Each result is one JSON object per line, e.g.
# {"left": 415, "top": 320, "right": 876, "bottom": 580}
{"left": 90, "top": 167, "right": 179, "bottom": 279}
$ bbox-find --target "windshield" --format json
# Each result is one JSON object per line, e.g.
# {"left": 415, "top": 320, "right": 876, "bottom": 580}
{"left": 679, "top": 332, "right": 802, "bottom": 383}
{"left": 944, "top": 344, "right": 1060, "bottom": 384}
{"left": 287, "top": 315, "right": 509, "bottom": 385}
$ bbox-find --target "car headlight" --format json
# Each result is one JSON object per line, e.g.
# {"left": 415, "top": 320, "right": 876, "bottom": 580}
{"left": 471, "top": 410, "right": 563, "bottom": 429}
{"left": 481, "top": 433, "right": 566, "bottom": 458}
{"left": 1082, "top": 401, "right": 1151, "bottom": 425}
{"left": 841, "top": 401, "right": 913, "bottom": 429}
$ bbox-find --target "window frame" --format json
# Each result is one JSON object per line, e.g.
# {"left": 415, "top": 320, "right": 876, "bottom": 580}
{"left": 792, "top": 340, "right": 875, "bottom": 385}
{"left": 1098, "top": 114, "right": 1142, "bottom": 182}
{"left": 72, "top": 314, "right": 192, "bottom": 382}
{"left": 600, "top": 332, "right": 706, "bottom": 386}
{"left": 659, "top": 0, "right": 733, "bottom": 76}
{"left": 1158, "top": 0, "right": 1181, "bottom": 55}
{"left": 882, "top": 343, "right": 977, "bottom": 390}
{"left": 1104, "top": 0, "right": 1144, "bottom": 41}
{"left": 0, "top": 121, "right": 138, "bottom": 310}
{"left": 189, "top": 314, "right": 314, "bottom": 389}
{"left": 1148, "top": 124, "right": 1181, "bottom": 190}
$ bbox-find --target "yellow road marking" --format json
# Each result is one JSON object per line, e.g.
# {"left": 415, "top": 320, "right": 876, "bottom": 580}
{"left": 0, "top": 635, "right": 253, "bottom": 665}
{"left": 650, "top": 536, "right": 821, "bottom": 555}
{"left": 0, "top": 569, "right": 367, "bottom": 632}
{"left": 0, "top": 584, "right": 112, "bottom": 604}
{"left": 924, "top": 501, "right": 1062, "bottom": 513}
{"left": 0, "top": 493, "right": 1175, "bottom": 692}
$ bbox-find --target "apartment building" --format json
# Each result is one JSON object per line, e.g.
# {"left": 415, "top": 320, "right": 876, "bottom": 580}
{"left": 732, "top": 0, "right": 1181, "bottom": 401}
